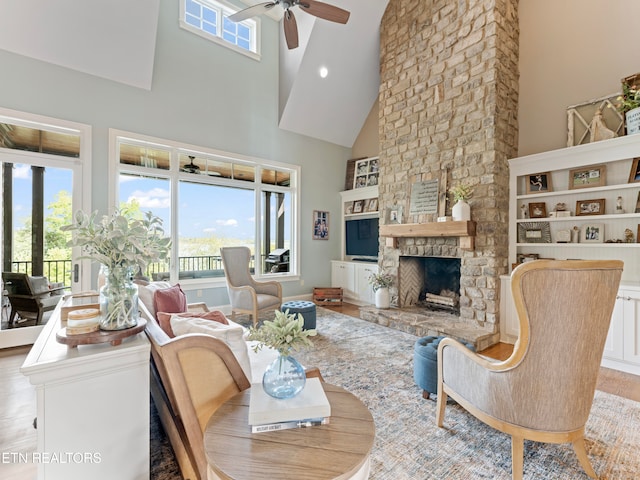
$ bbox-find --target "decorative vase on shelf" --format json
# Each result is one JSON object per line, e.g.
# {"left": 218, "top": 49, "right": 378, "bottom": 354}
{"left": 452, "top": 199, "right": 471, "bottom": 221}
{"left": 99, "top": 265, "right": 139, "bottom": 331}
{"left": 262, "top": 353, "right": 306, "bottom": 399}
{"left": 375, "top": 287, "right": 390, "bottom": 309}
{"left": 626, "top": 107, "right": 640, "bottom": 135}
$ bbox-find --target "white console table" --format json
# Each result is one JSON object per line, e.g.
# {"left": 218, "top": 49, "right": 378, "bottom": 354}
{"left": 20, "top": 301, "right": 150, "bottom": 480}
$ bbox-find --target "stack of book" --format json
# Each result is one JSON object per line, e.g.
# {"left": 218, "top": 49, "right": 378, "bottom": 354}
{"left": 248, "top": 377, "right": 331, "bottom": 433}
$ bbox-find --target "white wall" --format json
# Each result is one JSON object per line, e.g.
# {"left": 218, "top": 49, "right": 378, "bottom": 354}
{"left": 519, "top": 0, "right": 640, "bottom": 156}
{"left": 0, "top": 0, "right": 351, "bottom": 306}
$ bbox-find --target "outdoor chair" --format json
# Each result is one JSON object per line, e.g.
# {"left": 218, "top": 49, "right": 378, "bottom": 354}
{"left": 220, "top": 246, "right": 282, "bottom": 326}
{"left": 2, "top": 272, "right": 66, "bottom": 326}
{"left": 436, "top": 260, "right": 623, "bottom": 480}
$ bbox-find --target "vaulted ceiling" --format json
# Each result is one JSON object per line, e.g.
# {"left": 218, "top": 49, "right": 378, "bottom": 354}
{"left": 0, "top": 0, "right": 388, "bottom": 148}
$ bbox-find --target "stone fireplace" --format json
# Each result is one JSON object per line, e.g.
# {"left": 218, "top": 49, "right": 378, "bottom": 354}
{"left": 398, "top": 256, "right": 461, "bottom": 313}
{"left": 359, "top": 0, "right": 519, "bottom": 350}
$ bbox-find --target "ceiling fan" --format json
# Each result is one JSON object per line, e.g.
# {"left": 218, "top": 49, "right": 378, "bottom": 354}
{"left": 181, "top": 156, "right": 200, "bottom": 174}
{"left": 229, "top": 0, "right": 350, "bottom": 50}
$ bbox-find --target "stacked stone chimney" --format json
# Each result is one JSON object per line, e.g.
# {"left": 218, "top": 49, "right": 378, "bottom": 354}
{"left": 377, "top": 0, "right": 519, "bottom": 332}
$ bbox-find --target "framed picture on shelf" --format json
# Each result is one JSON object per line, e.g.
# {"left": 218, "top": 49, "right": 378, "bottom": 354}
{"left": 576, "top": 198, "right": 605, "bottom": 216}
{"left": 581, "top": 223, "right": 604, "bottom": 243}
{"left": 629, "top": 157, "right": 640, "bottom": 183}
{"left": 366, "top": 198, "right": 378, "bottom": 212}
{"left": 636, "top": 191, "right": 640, "bottom": 213}
{"left": 344, "top": 201, "right": 354, "bottom": 215}
{"left": 528, "top": 202, "right": 547, "bottom": 218}
{"left": 353, "top": 200, "right": 364, "bottom": 214}
{"left": 353, "top": 158, "right": 379, "bottom": 189}
{"left": 525, "top": 172, "right": 553, "bottom": 194}
{"left": 568, "top": 165, "right": 607, "bottom": 189}
{"left": 517, "top": 222, "right": 551, "bottom": 243}
{"left": 312, "top": 210, "right": 329, "bottom": 240}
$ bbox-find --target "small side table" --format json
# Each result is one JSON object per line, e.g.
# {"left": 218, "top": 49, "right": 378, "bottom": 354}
{"left": 204, "top": 383, "right": 375, "bottom": 480}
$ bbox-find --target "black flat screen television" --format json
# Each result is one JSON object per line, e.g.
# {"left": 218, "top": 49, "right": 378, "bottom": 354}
{"left": 345, "top": 217, "right": 379, "bottom": 259}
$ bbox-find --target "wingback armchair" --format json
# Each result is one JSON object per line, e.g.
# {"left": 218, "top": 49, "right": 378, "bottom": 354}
{"left": 220, "top": 246, "right": 282, "bottom": 326}
{"left": 436, "top": 260, "right": 623, "bottom": 480}
{"left": 3, "top": 272, "right": 65, "bottom": 326}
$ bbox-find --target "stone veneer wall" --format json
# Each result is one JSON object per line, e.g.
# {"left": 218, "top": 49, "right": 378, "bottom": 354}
{"left": 378, "top": 0, "right": 519, "bottom": 331}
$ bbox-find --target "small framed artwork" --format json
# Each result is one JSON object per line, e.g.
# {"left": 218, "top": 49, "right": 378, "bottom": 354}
{"left": 576, "top": 198, "right": 606, "bottom": 216}
{"left": 344, "top": 201, "right": 354, "bottom": 215}
{"left": 636, "top": 192, "right": 640, "bottom": 213}
{"left": 386, "top": 205, "right": 403, "bottom": 224}
{"left": 366, "top": 198, "right": 378, "bottom": 212}
{"left": 581, "top": 223, "right": 604, "bottom": 243}
{"left": 568, "top": 165, "right": 607, "bottom": 189}
{"left": 629, "top": 157, "right": 640, "bottom": 183}
{"left": 353, "top": 200, "right": 364, "bottom": 214}
{"left": 353, "top": 158, "right": 379, "bottom": 189}
{"left": 517, "top": 222, "right": 551, "bottom": 243}
{"left": 525, "top": 172, "right": 553, "bottom": 194}
{"left": 312, "top": 210, "right": 329, "bottom": 240}
{"left": 528, "top": 202, "right": 547, "bottom": 218}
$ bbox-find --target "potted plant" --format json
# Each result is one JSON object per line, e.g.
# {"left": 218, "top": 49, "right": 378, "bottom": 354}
{"left": 247, "top": 309, "right": 317, "bottom": 399}
{"left": 368, "top": 271, "right": 394, "bottom": 309}
{"left": 449, "top": 183, "right": 473, "bottom": 221}
{"left": 63, "top": 209, "right": 171, "bottom": 330}
{"left": 617, "top": 81, "right": 640, "bottom": 135}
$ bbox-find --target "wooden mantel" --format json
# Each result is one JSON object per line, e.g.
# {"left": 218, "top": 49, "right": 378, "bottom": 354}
{"left": 379, "top": 221, "right": 476, "bottom": 250}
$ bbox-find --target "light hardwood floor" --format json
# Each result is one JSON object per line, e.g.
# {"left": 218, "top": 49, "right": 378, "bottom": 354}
{"left": 1, "top": 304, "right": 638, "bottom": 480}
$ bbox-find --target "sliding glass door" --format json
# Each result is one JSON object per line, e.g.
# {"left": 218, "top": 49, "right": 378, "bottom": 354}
{"left": 0, "top": 109, "right": 91, "bottom": 348}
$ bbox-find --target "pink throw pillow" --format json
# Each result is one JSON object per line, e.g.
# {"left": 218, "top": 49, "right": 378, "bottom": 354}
{"left": 153, "top": 284, "right": 187, "bottom": 318}
{"left": 156, "top": 311, "right": 230, "bottom": 338}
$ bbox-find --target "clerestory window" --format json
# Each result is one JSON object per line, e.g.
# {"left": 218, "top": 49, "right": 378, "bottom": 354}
{"left": 180, "top": 0, "right": 260, "bottom": 60}
{"left": 110, "top": 130, "right": 298, "bottom": 285}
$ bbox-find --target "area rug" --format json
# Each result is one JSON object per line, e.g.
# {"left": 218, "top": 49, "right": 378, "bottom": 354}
{"left": 151, "top": 307, "right": 640, "bottom": 479}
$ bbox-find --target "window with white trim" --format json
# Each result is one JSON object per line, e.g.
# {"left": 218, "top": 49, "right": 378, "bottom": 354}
{"left": 181, "top": 0, "right": 260, "bottom": 60}
{"left": 111, "top": 131, "right": 298, "bottom": 284}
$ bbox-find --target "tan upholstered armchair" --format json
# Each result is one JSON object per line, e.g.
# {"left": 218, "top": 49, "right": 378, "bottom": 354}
{"left": 220, "top": 246, "right": 282, "bottom": 326}
{"left": 436, "top": 260, "right": 623, "bottom": 480}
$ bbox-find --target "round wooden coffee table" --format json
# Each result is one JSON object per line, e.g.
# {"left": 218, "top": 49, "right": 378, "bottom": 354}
{"left": 204, "top": 383, "right": 375, "bottom": 480}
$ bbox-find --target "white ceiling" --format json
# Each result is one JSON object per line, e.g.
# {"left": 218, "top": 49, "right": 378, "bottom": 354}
{"left": 0, "top": 0, "right": 388, "bottom": 147}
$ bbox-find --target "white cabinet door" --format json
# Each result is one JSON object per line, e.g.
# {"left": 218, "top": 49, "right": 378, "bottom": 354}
{"left": 355, "top": 263, "right": 378, "bottom": 305}
{"left": 331, "top": 261, "right": 355, "bottom": 298}
{"left": 621, "top": 289, "right": 640, "bottom": 366}
{"left": 603, "top": 295, "right": 625, "bottom": 361}
{"left": 499, "top": 276, "right": 519, "bottom": 343}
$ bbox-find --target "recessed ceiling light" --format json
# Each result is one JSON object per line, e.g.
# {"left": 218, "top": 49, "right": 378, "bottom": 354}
{"left": 319, "top": 66, "right": 328, "bottom": 78}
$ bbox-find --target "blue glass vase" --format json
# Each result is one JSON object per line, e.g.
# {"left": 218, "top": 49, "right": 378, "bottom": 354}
{"left": 262, "top": 353, "right": 306, "bottom": 399}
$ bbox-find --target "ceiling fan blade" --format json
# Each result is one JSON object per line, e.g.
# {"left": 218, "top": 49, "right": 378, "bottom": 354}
{"left": 229, "top": 1, "right": 277, "bottom": 23}
{"left": 298, "top": 0, "right": 350, "bottom": 24}
{"left": 283, "top": 10, "right": 299, "bottom": 49}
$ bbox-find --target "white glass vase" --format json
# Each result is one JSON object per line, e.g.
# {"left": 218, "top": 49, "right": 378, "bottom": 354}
{"left": 452, "top": 199, "right": 471, "bottom": 221}
{"left": 375, "top": 287, "right": 390, "bottom": 309}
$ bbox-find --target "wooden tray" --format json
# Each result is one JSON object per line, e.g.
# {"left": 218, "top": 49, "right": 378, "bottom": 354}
{"left": 56, "top": 318, "right": 146, "bottom": 348}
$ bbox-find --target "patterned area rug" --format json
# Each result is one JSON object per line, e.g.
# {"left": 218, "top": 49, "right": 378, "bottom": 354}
{"left": 151, "top": 307, "right": 640, "bottom": 479}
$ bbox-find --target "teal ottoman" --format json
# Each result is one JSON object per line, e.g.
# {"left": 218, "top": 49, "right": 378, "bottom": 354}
{"left": 413, "top": 336, "right": 475, "bottom": 400}
{"left": 280, "top": 300, "right": 316, "bottom": 330}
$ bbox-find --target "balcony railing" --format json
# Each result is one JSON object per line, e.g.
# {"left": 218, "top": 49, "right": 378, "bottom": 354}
{"left": 8, "top": 255, "right": 262, "bottom": 287}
